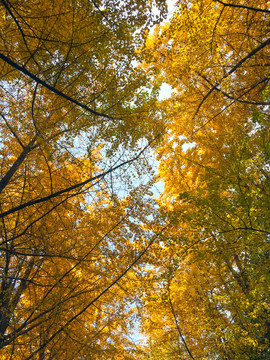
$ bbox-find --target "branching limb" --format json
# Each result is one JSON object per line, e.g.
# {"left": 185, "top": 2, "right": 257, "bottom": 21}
{"left": 193, "top": 37, "right": 270, "bottom": 118}
{"left": 0, "top": 52, "right": 115, "bottom": 120}
{"left": 0, "top": 132, "right": 162, "bottom": 218}
{"left": 214, "top": 0, "right": 270, "bottom": 14}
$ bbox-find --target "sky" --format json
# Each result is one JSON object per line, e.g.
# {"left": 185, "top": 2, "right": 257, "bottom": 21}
{"left": 159, "top": 83, "right": 173, "bottom": 100}
{"left": 167, "top": 0, "right": 177, "bottom": 15}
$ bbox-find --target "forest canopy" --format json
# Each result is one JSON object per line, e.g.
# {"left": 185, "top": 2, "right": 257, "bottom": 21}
{"left": 0, "top": 0, "right": 269, "bottom": 359}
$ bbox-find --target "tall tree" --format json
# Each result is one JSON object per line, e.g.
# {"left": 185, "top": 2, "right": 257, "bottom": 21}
{"left": 0, "top": 0, "right": 167, "bottom": 358}
{"left": 139, "top": 0, "right": 270, "bottom": 359}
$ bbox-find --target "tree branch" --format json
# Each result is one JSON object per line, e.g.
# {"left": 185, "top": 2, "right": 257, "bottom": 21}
{"left": 168, "top": 286, "right": 195, "bottom": 360}
{"left": 0, "top": 52, "right": 115, "bottom": 120}
{"left": 214, "top": 0, "right": 270, "bottom": 14}
{"left": 0, "top": 136, "right": 37, "bottom": 194}
{"left": 23, "top": 223, "right": 170, "bottom": 360}
{"left": 200, "top": 74, "right": 269, "bottom": 105}
{"left": 194, "top": 37, "right": 270, "bottom": 118}
{"left": 0, "top": 133, "right": 162, "bottom": 218}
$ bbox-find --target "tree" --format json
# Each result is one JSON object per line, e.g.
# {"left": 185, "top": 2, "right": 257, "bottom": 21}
{"left": 0, "top": 0, "right": 168, "bottom": 358}
{"left": 139, "top": 0, "right": 270, "bottom": 358}
{"left": 1, "top": 0, "right": 269, "bottom": 358}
